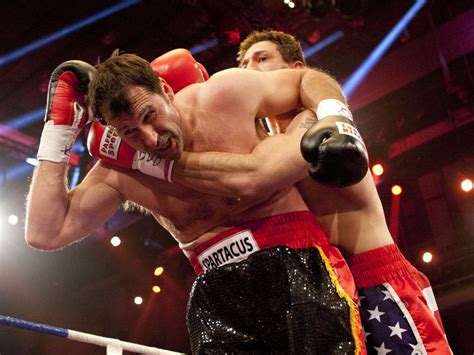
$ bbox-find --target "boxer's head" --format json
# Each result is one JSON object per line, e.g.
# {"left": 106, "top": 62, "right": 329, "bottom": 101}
{"left": 89, "top": 50, "right": 164, "bottom": 120}
{"left": 89, "top": 50, "right": 183, "bottom": 160}
{"left": 237, "top": 30, "right": 305, "bottom": 71}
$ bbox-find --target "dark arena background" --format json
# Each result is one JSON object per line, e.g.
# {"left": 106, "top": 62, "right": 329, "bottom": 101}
{"left": 0, "top": 0, "right": 473, "bottom": 354}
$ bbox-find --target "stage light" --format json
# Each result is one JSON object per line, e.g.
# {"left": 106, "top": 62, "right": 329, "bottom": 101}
{"left": 0, "top": 0, "right": 140, "bottom": 67}
{"left": 223, "top": 29, "right": 241, "bottom": 46}
{"left": 307, "top": 30, "right": 321, "bottom": 45}
{"left": 304, "top": 31, "right": 344, "bottom": 58}
{"left": 152, "top": 286, "right": 161, "bottom": 294}
{"left": 288, "top": 1, "right": 295, "bottom": 8}
{"left": 70, "top": 166, "right": 81, "bottom": 189}
{"left": 389, "top": 184, "right": 402, "bottom": 242}
{"left": 26, "top": 158, "right": 38, "bottom": 166}
{"left": 154, "top": 266, "right": 164, "bottom": 276}
{"left": 4, "top": 108, "right": 44, "bottom": 129}
{"left": 110, "top": 236, "right": 121, "bottom": 247}
{"left": 189, "top": 38, "right": 219, "bottom": 55}
{"left": 461, "top": 178, "right": 472, "bottom": 192}
{"left": 134, "top": 296, "right": 143, "bottom": 305}
{"left": 0, "top": 163, "right": 35, "bottom": 184}
{"left": 7, "top": 215, "right": 18, "bottom": 226}
{"left": 371, "top": 163, "right": 384, "bottom": 176}
{"left": 391, "top": 185, "right": 402, "bottom": 196}
{"left": 343, "top": 0, "right": 426, "bottom": 97}
{"left": 422, "top": 251, "right": 433, "bottom": 263}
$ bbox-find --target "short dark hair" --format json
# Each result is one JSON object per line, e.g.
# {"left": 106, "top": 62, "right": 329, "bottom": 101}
{"left": 237, "top": 30, "right": 305, "bottom": 66}
{"left": 88, "top": 49, "right": 163, "bottom": 125}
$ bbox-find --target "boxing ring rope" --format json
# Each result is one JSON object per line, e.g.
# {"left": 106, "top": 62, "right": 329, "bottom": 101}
{"left": 0, "top": 315, "right": 184, "bottom": 355}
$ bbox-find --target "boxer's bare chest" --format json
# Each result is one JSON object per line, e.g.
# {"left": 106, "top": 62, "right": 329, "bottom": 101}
{"left": 116, "top": 111, "right": 266, "bottom": 239}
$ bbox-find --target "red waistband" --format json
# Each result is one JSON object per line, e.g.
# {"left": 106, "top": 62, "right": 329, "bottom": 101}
{"left": 189, "top": 211, "right": 329, "bottom": 275}
{"left": 346, "top": 243, "right": 418, "bottom": 288}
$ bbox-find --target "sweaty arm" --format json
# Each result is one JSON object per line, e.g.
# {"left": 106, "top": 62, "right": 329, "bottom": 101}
{"left": 25, "top": 60, "right": 123, "bottom": 250}
{"left": 173, "top": 110, "right": 317, "bottom": 199}
{"left": 26, "top": 162, "right": 124, "bottom": 250}
{"left": 171, "top": 68, "right": 345, "bottom": 199}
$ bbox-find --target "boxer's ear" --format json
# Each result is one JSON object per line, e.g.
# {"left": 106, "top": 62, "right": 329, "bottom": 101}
{"left": 290, "top": 61, "right": 305, "bottom": 69}
{"left": 159, "top": 77, "right": 174, "bottom": 102}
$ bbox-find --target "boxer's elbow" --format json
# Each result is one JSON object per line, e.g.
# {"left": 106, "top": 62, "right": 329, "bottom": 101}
{"left": 26, "top": 236, "right": 54, "bottom": 251}
{"left": 25, "top": 227, "right": 68, "bottom": 251}
{"left": 25, "top": 234, "right": 57, "bottom": 251}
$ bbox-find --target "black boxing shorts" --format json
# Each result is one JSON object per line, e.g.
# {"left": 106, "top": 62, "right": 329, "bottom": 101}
{"left": 186, "top": 211, "right": 365, "bottom": 354}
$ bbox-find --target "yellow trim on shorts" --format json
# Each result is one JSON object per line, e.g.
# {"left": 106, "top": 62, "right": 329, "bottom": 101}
{"left": 315, "top": 246, "right": 362, "bottom": 355}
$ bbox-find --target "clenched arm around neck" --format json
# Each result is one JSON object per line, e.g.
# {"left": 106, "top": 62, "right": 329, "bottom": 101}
{"left": 173, "top": 110, "right": 316, "bottom": 200}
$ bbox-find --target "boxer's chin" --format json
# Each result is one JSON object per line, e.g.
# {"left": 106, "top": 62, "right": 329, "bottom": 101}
{"left": 154, "top": 137, "right": 182, "bottom": 160}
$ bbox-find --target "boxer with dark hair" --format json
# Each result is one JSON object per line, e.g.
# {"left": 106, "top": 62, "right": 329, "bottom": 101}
{"left": 174, "top": 30, "right": 452, "bottom": 354}
{"left": 26, "top": 49, "right": 365, "bottom": 353}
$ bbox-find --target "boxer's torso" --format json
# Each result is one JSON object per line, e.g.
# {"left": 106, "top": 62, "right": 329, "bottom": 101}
{"left": 297, "top": 174, "right": 393, "bottom": 254}
{"left": 92, "top": 83, "right": 308, "bottom": 250}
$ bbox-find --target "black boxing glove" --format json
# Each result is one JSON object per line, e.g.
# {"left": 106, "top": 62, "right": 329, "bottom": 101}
{"left": 300, "top": 99, "right": 368, "bottom": 188}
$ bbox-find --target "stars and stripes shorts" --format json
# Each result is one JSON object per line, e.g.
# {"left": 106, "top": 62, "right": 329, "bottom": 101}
{"left": 348, "top": 244, "right": 452, "bottom": 355}
{"left": 186, "top": 211, "right": 365, "bottom": 354}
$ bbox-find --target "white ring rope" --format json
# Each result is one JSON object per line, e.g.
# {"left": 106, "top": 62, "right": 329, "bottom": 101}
{"left": 0, "top": 315, "right": 184, "bottom": 355}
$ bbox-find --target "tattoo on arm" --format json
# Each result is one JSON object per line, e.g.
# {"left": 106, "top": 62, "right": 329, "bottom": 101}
{"left": 299, "top": 116, "right": 318, "bottom": 130}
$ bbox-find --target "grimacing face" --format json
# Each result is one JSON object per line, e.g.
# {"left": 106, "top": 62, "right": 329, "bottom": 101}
{"left": 111, "top": 86, "right": 184, "bottom": 160}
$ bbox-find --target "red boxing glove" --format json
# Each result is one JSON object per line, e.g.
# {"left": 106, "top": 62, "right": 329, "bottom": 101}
{"left": 87, "top": 121, "right": 174, "bottom": 181}
{"left": 150, "top": 48, "right": 209, "bottom": 92}
{"left": 46, "top": 61, "right": 94, "bottom": 128}
{"left": 196, "top": 61, "right": 209, "bottom": 81}
{"left": 37, "top": 60, "right": 95, "bottom": 163}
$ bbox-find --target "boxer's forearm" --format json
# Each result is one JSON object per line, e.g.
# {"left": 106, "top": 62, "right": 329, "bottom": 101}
{"left": 299, "top": 69, "right": 347, "bottom": 113}
{"left": 25, "top": 161, "right": 72, "bottom": 249}
{"left": 173, "top": 151, "right": 261, "bottom": 198}
{"left": 173, "top": 114, "right": 311, "bottom": 199}
{"left": 25, "top": 161, "right": 122, "bottom": 250}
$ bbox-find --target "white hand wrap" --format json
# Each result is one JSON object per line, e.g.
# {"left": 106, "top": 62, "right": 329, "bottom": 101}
{"left": 37, "top": 121, "right": 80, "bottom": 163}
{"left": 132, "top": 151, "right": 174, "bottom": 182}
{"left": 315, "top": 99, "right": 353, "bottom": 121}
